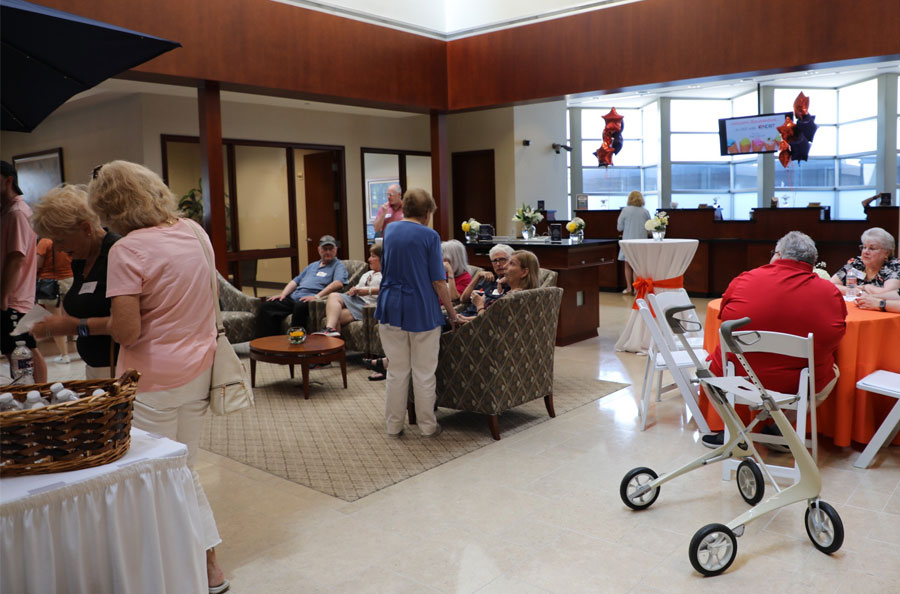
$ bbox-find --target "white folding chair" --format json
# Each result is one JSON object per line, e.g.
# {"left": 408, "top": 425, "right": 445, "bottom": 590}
{"left": 646, "top": 290, "right": 707, "bottom": 403}
{"left": 853, "top": 370, "right": 900, "bottom": 469}
{"left": 636, "top": 299, "right": 711, "bottom": 433}
{"left": 719, "top": 329, "right": 819, "bottom": 484}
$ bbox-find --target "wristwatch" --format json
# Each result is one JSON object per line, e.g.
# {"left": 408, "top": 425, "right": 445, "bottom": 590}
{"left": 879, "top": 299, "right": 887, "bottom": 312}
{"left": 77, "top": 318, "right": 90, "bottom": 337}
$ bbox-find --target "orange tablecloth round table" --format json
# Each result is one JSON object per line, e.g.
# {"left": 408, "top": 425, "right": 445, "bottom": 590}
{"left": 701, "top": 298, "right": 900, "bottom": 447}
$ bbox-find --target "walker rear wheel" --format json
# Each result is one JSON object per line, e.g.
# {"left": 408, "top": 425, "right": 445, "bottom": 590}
{"left": 620, "top": 467, "right": 660, "bottom": 510}
{"left": 689, "top": 523, "right": 737, "bottom": 577}
{"left": 805, "top": 500, "right": 844, "bottom": 554}
{"left": 736, "top": 459, "right": 765, "bottom": 505}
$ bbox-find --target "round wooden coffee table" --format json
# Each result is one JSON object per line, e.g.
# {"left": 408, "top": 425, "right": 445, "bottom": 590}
{"left": 249, "top": 335, "right": 347, "bottom": 399}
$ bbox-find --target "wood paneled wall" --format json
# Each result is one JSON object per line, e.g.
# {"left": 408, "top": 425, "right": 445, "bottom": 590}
{"left": 447, "top": 0, "right": 900, "bottom": 109}
{"left": 36, "top": 0, "right": 900, "bottom": 113}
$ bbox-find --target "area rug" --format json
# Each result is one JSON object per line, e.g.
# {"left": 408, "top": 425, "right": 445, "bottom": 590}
{"left": 200, "top": 354, "right": 627, "bottom": 501}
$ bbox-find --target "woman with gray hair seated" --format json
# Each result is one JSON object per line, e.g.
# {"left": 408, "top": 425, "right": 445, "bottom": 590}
{"left": 459, "top": 243, "right": 513, "bottom": 311}
{"left": 830, "top": 227, "right": 900, "bottom": 295}
{"left": 441, "top": 239, "right": 472, "bottom": 301}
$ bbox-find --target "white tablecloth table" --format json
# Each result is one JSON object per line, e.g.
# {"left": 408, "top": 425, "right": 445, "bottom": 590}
{"left": 1, "top": 429, "right": 206, "bottom": 594}
{"left": 614, "top": 238, "right": 699, "bottom": 353}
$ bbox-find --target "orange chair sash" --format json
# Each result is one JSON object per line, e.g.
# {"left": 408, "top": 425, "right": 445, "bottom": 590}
{"left": 631, "top": 275, "right": 685, "bottom": 312}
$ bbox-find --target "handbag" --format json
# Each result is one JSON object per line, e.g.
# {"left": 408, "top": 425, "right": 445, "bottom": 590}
{"left": 35, "top": 247, "right": 60, "bottom": 301}
{"left": 188, "top": 222, "right": 254, "bottom": 415}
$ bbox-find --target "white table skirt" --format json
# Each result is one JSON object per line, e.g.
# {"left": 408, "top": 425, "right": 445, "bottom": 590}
{"left": 615, "top": 238, "right": 699, "bottom": 353}
{"left": 1, "top": 429, "right": 206, "bottom": 594}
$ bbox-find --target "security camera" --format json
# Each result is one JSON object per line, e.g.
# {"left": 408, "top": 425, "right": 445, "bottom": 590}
{"left": 551, "top": 143, "right": 572, "bottom": 154}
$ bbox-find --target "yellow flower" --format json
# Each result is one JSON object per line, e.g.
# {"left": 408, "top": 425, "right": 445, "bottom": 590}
{"left": 566, "top": 222, "right": 576, "bottom": 232}
{"left": 462, "top": 221, "right": 470, "bottom": 232}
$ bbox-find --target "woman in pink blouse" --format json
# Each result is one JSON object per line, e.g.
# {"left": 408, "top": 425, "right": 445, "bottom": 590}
{"left": 89, "top": 161, "right": 229, "bottom": 594}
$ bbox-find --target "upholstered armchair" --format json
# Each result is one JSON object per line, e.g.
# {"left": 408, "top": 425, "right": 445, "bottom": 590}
{"left": 216, "top": 271, "right": 262, "bottom": 344}
{"left": 286, "top": 259, "right": 368, "bottom": 334}
{"left": 408, "top": 286, "right": 563, "bottom": 439}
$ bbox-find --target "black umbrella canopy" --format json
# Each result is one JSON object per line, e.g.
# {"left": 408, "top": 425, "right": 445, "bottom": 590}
{"left": 1, "top": 0, "right": 181, "bottom": 132}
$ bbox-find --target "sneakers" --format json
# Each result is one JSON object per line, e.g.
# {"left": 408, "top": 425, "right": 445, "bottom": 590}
{"left": 701, "top": 431, "right": 724, "bottom": 448}
{"left": 54, "top": 355, "right": 71, "bottom": 364}
{"left": 761, "top": 423, "right": 791, "bottom": 453}
{"left": 314, "top": 327, "right": 341, "bottom": 337}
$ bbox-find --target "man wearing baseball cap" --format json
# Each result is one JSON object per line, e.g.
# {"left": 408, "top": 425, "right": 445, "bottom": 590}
{"left": 1, "top": 161, "right": 48, "bottom": 382}
{"left": 256, "top": 235, "right": 349, "bottom": 338}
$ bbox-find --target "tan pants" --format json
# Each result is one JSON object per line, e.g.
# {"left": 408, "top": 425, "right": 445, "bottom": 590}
{"left": 132, "top": 367, "right": 221, "bottom": 550}
{"left": 378, "top": 323, "right": 441, "bottom": 435}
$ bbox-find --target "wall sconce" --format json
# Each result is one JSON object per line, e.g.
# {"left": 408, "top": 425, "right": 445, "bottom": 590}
{"left": 551, "top": 143, "right": 571, "bottom": 154}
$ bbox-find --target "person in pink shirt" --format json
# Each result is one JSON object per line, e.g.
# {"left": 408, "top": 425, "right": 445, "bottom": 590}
{"left": 88, "top": 161, "right": 229, "bottom": 594}
{"left": 372, "top": 183, "right": 403, "bottom": 235}
{"left": 1, "top": 161, "right": 47, "bottom": 382}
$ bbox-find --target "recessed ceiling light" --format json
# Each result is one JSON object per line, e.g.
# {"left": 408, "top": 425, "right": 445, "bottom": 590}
{"left": 688, "top": 84, "right": 701, "bottom": 89}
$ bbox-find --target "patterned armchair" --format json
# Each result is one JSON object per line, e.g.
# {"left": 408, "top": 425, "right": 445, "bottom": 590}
{"left": 408, "top": 286, "right": 563, "bottom": 439}
{"left": 216, "top": 271, "right": 262, "bottom": 344}
{"left": 284, "top": 259, "right": 368, "bottom": 334}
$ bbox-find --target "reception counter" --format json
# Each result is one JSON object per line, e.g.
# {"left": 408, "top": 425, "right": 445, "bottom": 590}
{"left": 466, "top": 238, "right": 617, "bottom": 345}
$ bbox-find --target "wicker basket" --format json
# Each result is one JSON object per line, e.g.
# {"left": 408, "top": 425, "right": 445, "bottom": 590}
{"left": 0, "top": 370, "right": 140, "bottom": 477}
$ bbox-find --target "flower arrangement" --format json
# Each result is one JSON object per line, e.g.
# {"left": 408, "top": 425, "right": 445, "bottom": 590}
{"left": 566, "top": 217, "right": 585, "bottom": 233}
{"left": 813, "top": 262, "right": 830, "bottom": 280}
{"left": 644, "top": 211, "right": 670, "bottom": 232}
{"left": 461, "top": 218, "right": 481, "bottom": 234}
{"left": 512, "top": 204, "right": 544, "bottom": 227}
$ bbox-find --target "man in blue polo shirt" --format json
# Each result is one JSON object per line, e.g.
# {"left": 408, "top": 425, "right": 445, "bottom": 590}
{"left": 256, "top": 235, "right": 349, "bottom": 337}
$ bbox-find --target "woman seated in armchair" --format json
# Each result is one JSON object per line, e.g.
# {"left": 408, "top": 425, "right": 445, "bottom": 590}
{"left": 317, "top": 243, "right": 382, "bottom": 338}
{"left": 441, "top": 239, "right": 471, "bottom": 301}
{"left": 458, "top": 243, "right": 513, "bottom": 316}
{"left": 830, "top": 227, "right": 900, "bottom": 295}
{"left": 460, "top": 250, "right": 540, "bottom": 322}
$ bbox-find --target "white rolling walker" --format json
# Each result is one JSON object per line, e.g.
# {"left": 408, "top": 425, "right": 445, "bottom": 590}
{"left": 620, "top": 307, "right": 844, "bottom": 577}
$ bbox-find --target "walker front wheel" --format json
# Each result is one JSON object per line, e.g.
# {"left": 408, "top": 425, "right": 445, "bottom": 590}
{"left": 689, "top": 523, "right": 737, "bottom": 577}
{"left": 805, "top": 500, "right": 844, "bottom": 554}
{"left": 736, "top": 459, "right": 765, "bottom": 506}
{"left": 619, "top": 467, "right": 660, "bottom": 510}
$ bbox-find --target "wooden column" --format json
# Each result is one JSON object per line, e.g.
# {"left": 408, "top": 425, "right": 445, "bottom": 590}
{"left": 431, "top": 112, "right": 451, "bottom": 239}
{"left": 197, "top": 80, "right": 228, "bottom": 274}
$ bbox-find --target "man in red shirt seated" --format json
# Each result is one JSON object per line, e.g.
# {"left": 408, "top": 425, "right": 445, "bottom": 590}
{"left": 701, "top": 231, "right": 847, "bottom": 447}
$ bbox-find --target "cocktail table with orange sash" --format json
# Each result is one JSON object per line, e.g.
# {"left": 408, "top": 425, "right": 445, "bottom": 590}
{"left": 615, "top": 238, "right": 699, "bottom": 353}
{"left": 701, "top": 298, "right": 900, "bottom": 447}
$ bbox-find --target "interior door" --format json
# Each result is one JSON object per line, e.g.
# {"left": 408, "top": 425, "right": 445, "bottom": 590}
{"left": 303, "top": 151, "right": 340, "bottom": 262}
{"left": 452, "top": 150, "right": 496, "bottom": 241}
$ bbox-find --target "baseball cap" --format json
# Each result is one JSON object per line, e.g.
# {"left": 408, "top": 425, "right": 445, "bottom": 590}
{"left": 319, "top": 235, "right": 337, "bottom": 247}
{"left": 0, "top": 161, "right": 24, "bottom": 195}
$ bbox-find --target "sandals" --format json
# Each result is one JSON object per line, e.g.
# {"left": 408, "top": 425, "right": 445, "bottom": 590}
{"left": 363, "top": 357, "right": 387, "bottom": 381}
{"left": 368, "top": 371, "right": 386, "bottom": 381}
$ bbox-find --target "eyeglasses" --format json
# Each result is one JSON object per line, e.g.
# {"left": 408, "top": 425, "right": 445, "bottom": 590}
{"left": 490, "top": 257, "right": 509, "bottom": 264}
{"left": 770, "top": 250, "right": 780, "bottom": 257}
{"left": 91, "top": 165, "right": 103, "bottom": 179}
{"left": 860, "top": 245, "right": 883, "bottom": 252}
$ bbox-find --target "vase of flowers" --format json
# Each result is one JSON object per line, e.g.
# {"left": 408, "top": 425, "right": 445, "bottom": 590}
{"left": 566, "top": 216, "right": 586, "bottom": 243}
{"left": 461, "top": 218, "right": 481, "bottom": 242}
{"left": 644, "top": 211, "right": 670, "bottom": 241}
{"left": 814, "top": 262, "right": 830, "bottom": 280}
{"left": 513, "top": 204, "right": 543, "bottom": 240}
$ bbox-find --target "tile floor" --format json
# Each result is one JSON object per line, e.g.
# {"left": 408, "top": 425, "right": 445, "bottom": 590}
{"left": 36, "top": 293, "right": 900, "bottom": 592}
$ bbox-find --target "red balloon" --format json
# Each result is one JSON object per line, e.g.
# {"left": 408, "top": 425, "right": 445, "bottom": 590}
{"left": 595, "top": 142, "right": 614, "bottom": 166}
{"left": 777, "top": 116, "right": 796, "bottom": 143}
{"left": 602, "top": 107, "right": 624, "bottom": 126}
{"left": 779, "top": 149, "right": 792, "bottom": 168}
{"left": 793, "top": 92, "right": 810, "bottom": 118}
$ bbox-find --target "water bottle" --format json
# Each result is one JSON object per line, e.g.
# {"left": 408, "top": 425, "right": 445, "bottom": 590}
{"left": 53, "top": 389, "right": 79, "bottom": 404}
{"left": 10, "top": 341, "right": 34, "bottom": 385}
{"left": 846, "top": 273, "right": 858, "bottom": 297}
{"left": 24, "top": 390, "right": 49, "bottom": 409}
{"left": 0, "top": 392, "right": 23, "bottom": 412}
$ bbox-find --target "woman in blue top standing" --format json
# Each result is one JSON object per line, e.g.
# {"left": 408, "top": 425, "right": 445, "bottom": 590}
{"left": 375, "top": 188, "right": 459, "bottom": 438}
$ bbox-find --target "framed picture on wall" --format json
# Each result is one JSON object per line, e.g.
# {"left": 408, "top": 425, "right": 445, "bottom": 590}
{"left": 13, "top": 148, "right": 64, "bottom": 206}
{"left": 366, "top": 178, "right": 399, "bottom": 222}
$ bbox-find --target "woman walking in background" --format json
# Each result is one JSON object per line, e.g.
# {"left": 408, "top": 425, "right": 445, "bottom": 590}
{"left": 375, "top": 188, "right": 459, "bottom": 438}
{"left": 89, "top": 160, "right": 229, "bottom": 594}
{"left": 617, "top": 190, "right": 651, "bottom": 295}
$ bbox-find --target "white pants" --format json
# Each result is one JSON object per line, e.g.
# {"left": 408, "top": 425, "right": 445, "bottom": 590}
{"left": 132, "top": 367, "right": 221, "bottom": 550}
{"left": 84, "top": 364, "right": 111, "bottom": 380}
{"left": 378, "top": 323, "right": 441, "bottom": 435}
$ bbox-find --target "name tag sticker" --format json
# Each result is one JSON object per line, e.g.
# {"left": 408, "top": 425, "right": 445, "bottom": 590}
{"left": 316, "top": 271, "right": 328, "bottom": 277}
{"left": 79, "top": 281, "right": 98, "bottom": 295}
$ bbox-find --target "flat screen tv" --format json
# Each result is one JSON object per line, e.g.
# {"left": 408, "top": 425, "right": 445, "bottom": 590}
{"left": 718, "top": 112, "right": 792, "bottom": 156}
